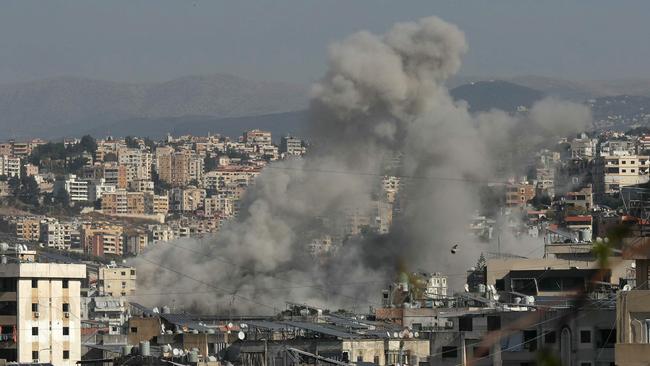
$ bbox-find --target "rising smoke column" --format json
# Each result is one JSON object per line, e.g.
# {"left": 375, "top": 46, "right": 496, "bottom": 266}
{"left": 132, "top": 16, "right": 591, "bottom": 314}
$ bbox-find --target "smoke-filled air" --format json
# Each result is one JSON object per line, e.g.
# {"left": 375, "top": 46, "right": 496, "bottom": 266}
{"left": 131, "top": 16, "right": 591, "bottom": 314}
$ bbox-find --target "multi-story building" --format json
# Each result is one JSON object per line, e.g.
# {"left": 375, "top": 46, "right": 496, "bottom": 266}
{"left": 203, "top": 166, "right": 261, "bottom": 192}
{"left": 156, "top": 148, "right": 194, "bottom": 187}
{"left": 280, "top": 136, "right": 305, "bottom": 156}
{"left": 98, "top": 266, "right": 137, "bottom": 298}
{"left": 101, "top": 190, "right": 145, "bottom": 215}
{"left": 62, "top": 174, "right": 89, "bottom": 202}
{"left": 0, "top": 262, "right": 86, "bottom": 364}
{"left": 81, "top": 223, "right": 124, "bottom": 257}
{"left": 0, "top": 155, "right": 21, "bottom": 178}
{"left": 146, "top": 193, "right": 169, "bottom": 215}
{"left": 204, "top": 195, "right": 234, "bottom": 218}
{"left": 243, "top": 129, "right": 272, "bottom": 146}
{"left": 15, "top": 218, "right": 42, "bottom": 242}
{"left": 617, "top": 237, "right": 650, "bottom": 365}
{"left": 87, "top": 297, "right": 128, "bottom": 335}
{"left": 117, "top": 148, "right": 152, "bottom": 183}
{"left": 102, "top": 163, "right": 127, "bottom": 189}
{"left": 87, "top": 178, "right": 116, "bottom": 202}
{"left": 570, "top": 134, "right": 597, "bottom": 159}
{"left": 563, "top": 185, "right": 593, "bottom": 210}
{"left": 40, "top": 220, "right": 73, "bottom": 249}
{"left": 169, "top": 187, "right": 206, "bottom": 212}
{"left": 594, "top": 155, "right": 650, "bottom": 200}
{"left": 600, "top": 139, "right": 636, "bottom": 157}
{"left": 505, "top": 182, "right": 535, "bottom": 209}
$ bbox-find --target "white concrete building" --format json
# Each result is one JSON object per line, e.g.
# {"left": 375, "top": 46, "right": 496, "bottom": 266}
{"left": 63, "top": 175, "right": 90, "bottom": 202}
{"left": 0, "top": 262, "right": 85, "bottom": 365}
{"left": 0, "top": 155, "right": 21, "bottom": 178}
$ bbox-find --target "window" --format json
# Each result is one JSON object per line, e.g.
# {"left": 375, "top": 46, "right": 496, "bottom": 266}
{"left": 32, "top": 327, "right": 38, "bottom": 336}
{"left": 31, "top": 279, "right": 37, "bottom": 288}
{"left": 580, "top": 330, "right": 591, "bottom": 343}
{"left": 121, "top": 271, "right": 126, "bottom": 276}
{"left": 63, "top": 350, "right": 69, "bottom": 359}
{"left": 0, "top": 302, "right": 17, "bottom": 316}
{"left": 130, "top": 327, "right": 138, "bottom": 333}
{"left": 130, "top": 270, "right": 136, "bottom": 276}
{"left": 544, "top": 331, "right": 556, "bottom": 344}
{"left": 523, "top": 330, "right": 538, "bottom": 351}
{"left": 441, "top": 347, "right": 458, "bottom": 358}
{"left": 62, "top": 280, "right": 68, "bottom": 288}
{"left": 622, "top": 169, "right": 627, "bottom": 173}
{"left": 31, "top": 303, "right": 38, "bottom": 312}
{"left": 32, "top": 351, "right": 38, "bottom": 360}
{"left": 62, "top": 303, "right": 69, "bottom": 312}
{"left": 597, "top": 329, "right": 615, "bottom": 348}
{"left": 63, "top": 327, "right": 69, "bottom": 336}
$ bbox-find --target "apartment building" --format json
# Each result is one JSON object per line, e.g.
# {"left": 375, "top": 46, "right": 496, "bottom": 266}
{"left": 40, "top": 220, "right": 73, "bottom": 250}
{"left": 98, "top": 266, "right": 137, "bottom": 298}
{"left": 203, "top": 166, "right": 261, "bottom": 191}
{"left": 146, "top": 194, "right": 169, "bottom": 215}
{"left": 117, "top": 148, "right": 152, "bottom": 182}
{"left": 81, "top": 223, "right": 124, "bottom": 257}
{"left": 243, "top": 129, "right": 272, "bottom": 146}
{"left": 505, "top": 182, "right": 535, "bottom": 208}
{"left": 102, "top": 163, "right": 127, "bottom": 189}
{"left": 169, "top": 187, "right": 206, "bottom": 212}
{"left": 15, "top": 218, "right": 42, "bottom": 242}
{"left": 62, "top": 175, "right": 89, "bottom": 202}
{"left": 0, "top": 262, "right": 86, "bottom": 365}
{"left": 156, "top": 148, "right": 195, "bottom": 187}
{"left": 280, "top": 136, "right": 305, "bottom": 156}
{"left": 204, "top": 195, "right": 235, "bottom": 218}
{"left": 617, "top": 237, "right": 650, "bottom": 365}
{"left": 594, "top": 155, "right": 650, "bottom": 200}
{"left": 0, "top": 155, "right": 21, "bottom": 178}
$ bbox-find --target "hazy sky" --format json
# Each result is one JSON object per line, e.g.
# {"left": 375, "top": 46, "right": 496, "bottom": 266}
{"left": 2, "top": 0, "right": 649, "bottom": 84}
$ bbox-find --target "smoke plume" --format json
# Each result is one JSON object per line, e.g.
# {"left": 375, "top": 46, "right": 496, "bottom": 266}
{"left": 131, "top": 16, "right": 591, "bottom": 314}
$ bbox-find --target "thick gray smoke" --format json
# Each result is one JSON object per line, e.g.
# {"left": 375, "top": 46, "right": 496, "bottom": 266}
{"left": 131, "top": 16, "right": 591, "bottom": 314}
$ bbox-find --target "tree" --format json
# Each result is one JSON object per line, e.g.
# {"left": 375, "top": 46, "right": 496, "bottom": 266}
{"left": 79, "top": 135, "right": 97, "bottom": 154}
{"left": 53, "top": 188, "right": 70, "bottom": 207}
{"left": 125, "top": 136, "right": 139, "bottom": 149}
{"left": 204, "top": 156, "right": 218, "bottom": 172}
{"left": 8, "top": 176, "right": 20, "bottom": 196}
{"left": 18, "top": 176, "right": 40, "bottom": 206}
{"left": 67, "top": 157, "right": 88, "bottom": 173}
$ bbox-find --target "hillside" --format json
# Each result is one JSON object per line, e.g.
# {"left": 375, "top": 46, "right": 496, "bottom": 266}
{"left": 0, "top": 74, "right": 309, "bottom": 139}
{"left": 450, "top": 80, "right": 545, "bottom": 112}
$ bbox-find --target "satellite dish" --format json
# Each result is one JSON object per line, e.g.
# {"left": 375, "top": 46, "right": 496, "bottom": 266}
{"left": 414, "top": 332, "right": 419, "bottom": 338}
{"left": 386, "top": 331, "right": 391, "bottom": 338}
{"left": 240, "top": 323, "right": 248, "bottom": 329}
{"left": 464, "top": 284, "right": 470, "bottom": 292}
{"left": 173, "top": 348, "right": 180, "bottom": 357}
{"left": 227, "top": 322, "right": 234, "bottom": 329}
{"left": 399, "top": 331, "right": 405, "bottom": 338}
{"left": 153, "top": 307, "right": 160, "bottom": 313}
{"left": 393, "top": 332, "right": 399, "bottom": 338}
{"left": 238, "top": 331, "right": 245, "bottom": 340}
{"left": 623, "top": 284, "right": 632, "bottom": 291}
{"left": 451, "top": 244, "right": 459, "bottom": 254}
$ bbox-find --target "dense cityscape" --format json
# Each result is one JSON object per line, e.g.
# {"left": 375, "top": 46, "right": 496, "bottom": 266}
{"left": 4, "top": 2, "right": 650, "bottom": 366}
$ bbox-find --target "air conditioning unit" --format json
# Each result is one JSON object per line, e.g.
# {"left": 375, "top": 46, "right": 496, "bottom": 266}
{"left": 33, "top": 312, "right": 39, "bottom": 318}
{"left": 64, "top": 312, "right": 70, "bottom": 318}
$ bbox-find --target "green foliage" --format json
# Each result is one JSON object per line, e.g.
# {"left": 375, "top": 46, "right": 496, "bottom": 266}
{"left": 204, "top": 156, "right": 219, "bottom": 172}
{"left": 17, "top": 176, "right": 40, "bottom": 206}
{"left": 125, "top": 136, "right": 139, "bottom": 149}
